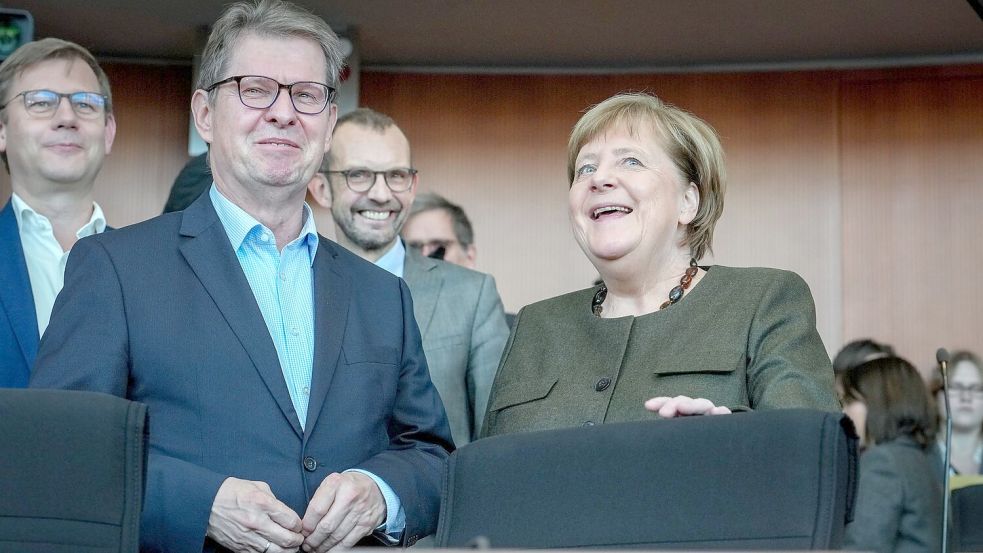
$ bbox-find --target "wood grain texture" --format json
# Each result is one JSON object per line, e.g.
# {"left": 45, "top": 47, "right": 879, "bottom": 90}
{"left": 840, "top": 74, "right": 983, "bottom": 371}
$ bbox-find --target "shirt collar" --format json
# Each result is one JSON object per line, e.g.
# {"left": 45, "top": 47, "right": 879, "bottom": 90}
{"left": 209, "top": 184, "right": 319, "bottom": 265}
{"left": 373, "top": 238, "right": 406, "bottom": 278}
{"left": 10, "top": 192, "right": 107, "bottom": 239}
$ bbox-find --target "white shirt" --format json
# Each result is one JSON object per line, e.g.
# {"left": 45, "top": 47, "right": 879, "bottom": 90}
{"left": 11, "top": 193, "right": 107, "bottom": 336}
{"left": 373, "top": 238, "right": 406, "bottom": 278}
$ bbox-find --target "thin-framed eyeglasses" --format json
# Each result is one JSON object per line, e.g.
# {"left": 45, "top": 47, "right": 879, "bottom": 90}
{"left": 205, "top": 75, "right": 335, "bottom": 115}
{"left": 0, "top": 89, "right": 108, "bottom": 119}
{"left": 325, "top": 168, "right": 418, "bottom": 192}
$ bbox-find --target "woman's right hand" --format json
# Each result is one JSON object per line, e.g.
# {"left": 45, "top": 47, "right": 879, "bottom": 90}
{"left": 645, "top": 395, "right": 732, "bottom": 418}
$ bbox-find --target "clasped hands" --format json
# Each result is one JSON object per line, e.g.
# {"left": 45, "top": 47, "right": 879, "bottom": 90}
{"left": 207, "top": 471, "right": 386, "bottom": 553}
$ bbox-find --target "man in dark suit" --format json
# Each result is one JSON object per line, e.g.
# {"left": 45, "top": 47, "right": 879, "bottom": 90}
{"left": 307, "top": 108, "right": 509, "bottom": 446}
{"left": 0, "top": 38, "right": 116, "bottom": 388}
{"left": 30, "top": 2, "right": 452, "bottom": 552}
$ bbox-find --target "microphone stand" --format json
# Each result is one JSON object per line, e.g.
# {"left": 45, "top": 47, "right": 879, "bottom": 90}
{"left": 937, "top": 348, "right": 951, "bottom": 553}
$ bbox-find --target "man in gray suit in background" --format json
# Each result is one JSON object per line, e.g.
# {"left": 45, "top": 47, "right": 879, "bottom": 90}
{"left": 308, "top": 108, "right": 509, "bottom": 446}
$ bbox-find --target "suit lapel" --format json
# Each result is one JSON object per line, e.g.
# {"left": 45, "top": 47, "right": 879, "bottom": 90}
{"left": 178, "top": 195, "right": 303, "bottom": 438}
{"left": 0, "top": 201, "right": 39, "bottom": 373}
{"left": 401, "top": 248, "right": 442, "bottom": 338}
{"left": 303, "top": 240, "right": 349, "bottom": 438}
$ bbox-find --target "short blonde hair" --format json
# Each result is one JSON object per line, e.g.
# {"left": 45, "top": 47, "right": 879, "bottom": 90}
{"left": 566, "top": 93, "right": 726, "bottom": 260}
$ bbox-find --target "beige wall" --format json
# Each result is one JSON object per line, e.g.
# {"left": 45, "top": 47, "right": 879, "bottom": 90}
{"left": 3, "top": 61, "right": 980, "bottom": 372}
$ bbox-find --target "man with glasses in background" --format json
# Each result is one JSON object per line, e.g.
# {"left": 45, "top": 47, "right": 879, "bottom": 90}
{"left": 0, "top": 38, "right": 115, "bottom": 388}
{"left": 402, "top": 192, "right": 478, "bottom": 269}
{"left": 308, "top": 108, "right": 509, "bottom": 448}
{"left": 31, "top": 2, "right": 452, "bottom": 552}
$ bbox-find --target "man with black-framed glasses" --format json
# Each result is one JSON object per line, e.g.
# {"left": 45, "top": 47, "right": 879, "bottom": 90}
{"left": 31, "top": 1, "right": 452, "bottom": 552}
{"left": 308, "top": 107, "right": 509, "bottom": 450}
{"left": 0, "top": 38, "right": 116, "bottom": 389}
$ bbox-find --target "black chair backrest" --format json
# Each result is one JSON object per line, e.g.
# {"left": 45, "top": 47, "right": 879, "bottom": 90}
{"left": 952, "top": 484, "right": 983, "bottom": 552}
{"left": 0, "top": 389, "right": 148, "bottom": 553}
{"left": 437, "top": 408, "right": 857, "bottom": 550}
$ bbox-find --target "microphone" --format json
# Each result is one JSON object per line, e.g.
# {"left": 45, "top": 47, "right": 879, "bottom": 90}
{"left": 937, "top": 347, "right": 951, "bottom": 553}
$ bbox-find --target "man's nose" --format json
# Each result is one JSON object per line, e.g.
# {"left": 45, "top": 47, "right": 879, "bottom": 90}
{"left": 51, "top": 97, "right": 79, "bottom": 128}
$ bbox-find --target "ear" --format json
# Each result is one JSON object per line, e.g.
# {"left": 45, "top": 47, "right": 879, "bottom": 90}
{"left": 322, "top": 103, "right": 338, "bottom": 156}
{"left": 0, "top": 118, "right": 6, "bottom": 155}
{"left": 191, "top": 89, "right": 214, "bottom": 144}
{"left": 678, "top": 181, "right": 700, "bottom": 226}
{"left": 307, "top": 173, "right": 332, "bottom": 209}
{"left": 103, "top": 114, "right": 118, "bottom": 154}
{"left": 463, "top": 244, "right": 477, "bottom": 267}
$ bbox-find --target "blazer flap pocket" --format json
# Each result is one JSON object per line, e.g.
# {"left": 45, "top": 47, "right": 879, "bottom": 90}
{"left": 489, "top": 377, "right": 559, "bottom": 412}
{"left": 342, "top": 344, "right": 398, "bottom": 365}
{"left": 652, "top": 350, "right": 744, "bottom": 376}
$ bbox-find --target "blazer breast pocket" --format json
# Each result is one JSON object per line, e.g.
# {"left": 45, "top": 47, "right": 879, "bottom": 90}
{"left": 651, "top": 350, "right": 748, "bottom": 408}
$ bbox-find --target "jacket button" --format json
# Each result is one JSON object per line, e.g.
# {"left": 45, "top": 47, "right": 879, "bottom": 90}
{"left": 595, "top": 377, "right": 612, "bottom": 391}
{"left": 303, "top": 456, "right": 317, "bottom": 472}
{"left": 582, "top": 421, "right": 595, "bottom": 427}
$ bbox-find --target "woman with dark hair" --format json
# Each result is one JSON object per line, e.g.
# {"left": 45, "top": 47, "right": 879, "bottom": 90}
{"left": 833, "top": 338, "right": 895, "bottom": 374}
{"left": 840, "top": 356, "right": 942, "bottom": 553}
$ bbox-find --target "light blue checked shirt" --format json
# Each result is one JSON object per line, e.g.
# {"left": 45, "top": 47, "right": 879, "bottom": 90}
{"left": 209, "top": 185, "right": 405, "bottom": 538}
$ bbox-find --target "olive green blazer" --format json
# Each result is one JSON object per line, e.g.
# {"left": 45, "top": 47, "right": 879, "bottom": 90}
{"left": 482, "top": 266, "right": 839, "bottom": 437}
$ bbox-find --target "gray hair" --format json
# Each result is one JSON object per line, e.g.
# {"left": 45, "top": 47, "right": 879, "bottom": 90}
{"left": 410, "top": 192, "right": 475, "bottom": 247}
{"left": 196, "top": 0, "right": 344, "bottom": 94}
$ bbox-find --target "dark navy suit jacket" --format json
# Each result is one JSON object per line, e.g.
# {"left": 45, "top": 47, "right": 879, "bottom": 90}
{"left": 31, "top": 193, "right": 453, "bottom": 552}
{"left": 0, "top": 200, "right": 38, "bottom": 388}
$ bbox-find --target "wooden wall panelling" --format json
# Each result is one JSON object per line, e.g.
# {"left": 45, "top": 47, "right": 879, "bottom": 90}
{"left": 840, "top": 75, "right": 983, "bottom": 372}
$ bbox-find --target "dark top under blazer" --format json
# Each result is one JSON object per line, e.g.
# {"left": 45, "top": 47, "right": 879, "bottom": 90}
{"left": 0, "top": 200, "right": 39, "bottom": 388}
{"left": 30, "top": 193, "right": 453, "bottom": 552}
{"left": 483, "top": 266, "right": 840, "bottom": 437}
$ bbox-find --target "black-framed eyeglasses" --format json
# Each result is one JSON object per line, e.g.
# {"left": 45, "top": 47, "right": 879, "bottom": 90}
{"left": 0, "top": 89, "right": 108, "bottom": 119}
{"left": 205, "top": 75, "right": 335, "bottom": 115}
{"left": 325, "top": 168, "right": 418, "bottom": 192}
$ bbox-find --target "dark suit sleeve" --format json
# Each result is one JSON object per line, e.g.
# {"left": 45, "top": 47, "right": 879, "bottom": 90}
{"left": 352, "top": 278, "right": 453, "bottom": 543}
{"left": 844, "top": 446, "right": 903, "bottom": 553}
{"left": 746, "top": 271, "right": 839, "bottom": 411}
{"left": 466, "top": 274, "right": 510, "bottom": 437}
{"left": 30, "top": 237, "right": 227, "bottom": 553}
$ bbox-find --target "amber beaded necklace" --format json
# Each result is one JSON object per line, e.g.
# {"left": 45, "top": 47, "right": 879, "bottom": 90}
{"left": 592, "top": 258, "right": 699, "bottom": 317}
